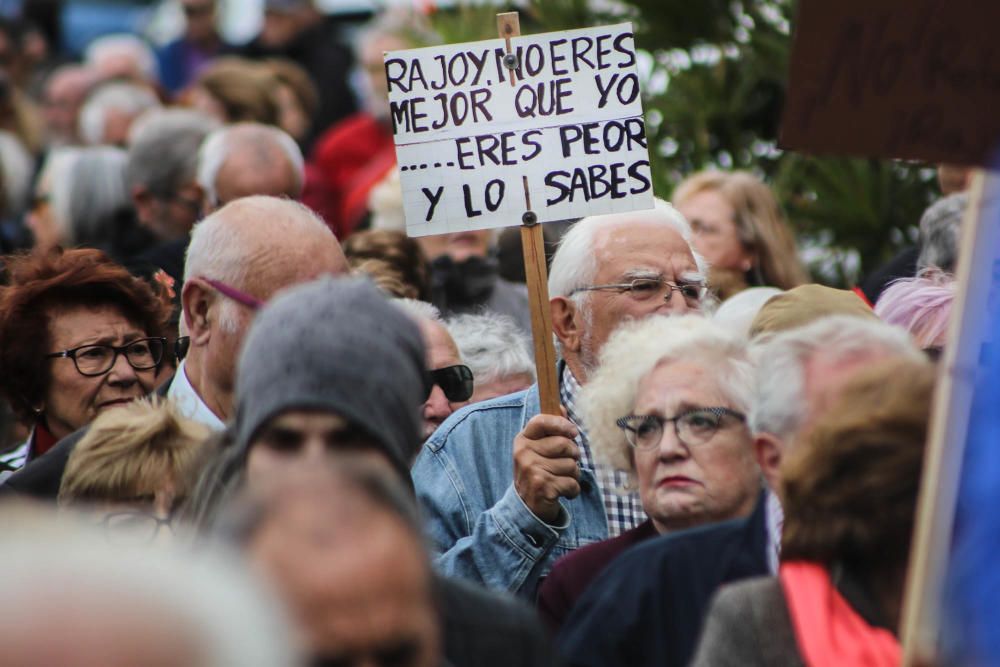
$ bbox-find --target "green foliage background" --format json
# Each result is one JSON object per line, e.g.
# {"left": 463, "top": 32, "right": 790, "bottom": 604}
{"left": 428, "top": 0, "right": 942, "bottom": 285}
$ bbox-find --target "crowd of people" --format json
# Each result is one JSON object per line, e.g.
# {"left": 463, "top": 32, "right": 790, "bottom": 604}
{"left": 0, "top": 1, "right": 974, "bottom": 665}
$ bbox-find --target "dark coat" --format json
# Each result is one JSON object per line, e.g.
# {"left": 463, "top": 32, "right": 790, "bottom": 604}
{"left": 538, "top": 519, "right": 657, "bottom": 633}
{"left": 436, "top": 576, "right": 561, "bottom": 667}
{"left": 555, "top": 493, "right": 769, "bottom": 667}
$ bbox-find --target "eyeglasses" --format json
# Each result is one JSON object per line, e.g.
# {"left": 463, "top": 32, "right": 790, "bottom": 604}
{"left": 568, "top": 277, "right": 705, "bottom": 304}
{"left": 616, "top": 407, "right": 745, "bottom": 450}
{"left": 431, "top": 364, "right": 474, "bottom": 403}
{"left": 46, "top": 337, "right": 166, "bottom": 377}
{"left": 199, "top": 277, "right": 264, "bottom": 310}
{"left": 100, "top": 510, "right": 174, "bottom": 545}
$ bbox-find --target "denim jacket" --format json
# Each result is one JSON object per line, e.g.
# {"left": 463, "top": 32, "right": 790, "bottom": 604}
{"left": 412, "top": 383, "right": 610, "bottom": 599}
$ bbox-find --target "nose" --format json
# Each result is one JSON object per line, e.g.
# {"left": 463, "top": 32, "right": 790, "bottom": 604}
{"left": 658, "top": 423, "right": 690, "bottom": 461}
{"left": 423, "top": 384, "right": 454, "bottom": 427}
{"left": 105, "top": 350, "right": 140, "bottom": 386}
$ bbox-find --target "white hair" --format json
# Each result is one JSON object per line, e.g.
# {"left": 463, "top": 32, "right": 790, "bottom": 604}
{"left": 447, "top": 312, "right": 535, "bottom": 386}
{"left": 126, "top": 108, "right": 221, "bottom": 196}
{"left": 750, "top": 315, "right": 922, "bottom": 439}
{"left": 0, "top": 131, "right": 33, "bottom": 217}
{"left": 548, "top": 198, "right": 707, "bottom": 299}
{"left": 581, "top": 315, "right": 754, "bottom": 483}
{"left": 66, "top": 146, "right": 131, "bottom": 247}
{"left": 713, "top": 287, "right": 784, "bottom": 338}
{"left": 393, "top": 298, "right": 443, "bottom": 324}
{"left": 38, "top": 147, "right": 84, "bottom": 243}
{"left": 196, "top": 124, "right": 304, "bottom": 207}
{"left": 184, "top": 196, "right": 331, "bottom": 331}
{"left": 0, "top": 509, "right": 296, "bottom": 666}
{"left": 84, "top": 33, "right": 159, "bottom": 83}
{"left": 78, "top": 82, "right": 161, "bottom": 146}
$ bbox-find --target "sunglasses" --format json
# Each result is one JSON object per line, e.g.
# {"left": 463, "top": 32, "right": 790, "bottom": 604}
{"left": 431, "top": 364, "right": 474, "bottom": 403}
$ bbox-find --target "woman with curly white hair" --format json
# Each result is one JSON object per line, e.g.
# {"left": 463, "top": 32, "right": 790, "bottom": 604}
{"left": 537, "top": 315, "right": 763, "bottom": 631}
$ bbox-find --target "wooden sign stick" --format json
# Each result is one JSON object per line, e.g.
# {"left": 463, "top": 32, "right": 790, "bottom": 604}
{"left": 497, "top": 11, "right": 561, "bottom": 416}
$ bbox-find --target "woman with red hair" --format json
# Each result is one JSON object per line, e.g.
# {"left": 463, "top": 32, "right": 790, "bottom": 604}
{"left": 0, "top": 249, "right": 170, "bottom": 480}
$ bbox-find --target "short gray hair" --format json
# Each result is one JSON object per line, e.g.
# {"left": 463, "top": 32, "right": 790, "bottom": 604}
{"left": 0, "top": 131, "right": 34, "bottom": 218}
{"left": 447, "top": 312, "right": 535, "bottom": 386}
{"left": 126, "top": 108, "right": 220, "bottom": 197}
{"left": 581, "top": 315, "right": 754, "bottom": 480}
{"left": 78, "top": 82, "right": 161, "bottom": 146}
{"left": 548, "top": 198, "right": 706, "bottom": 300}
{"left": 196, "top": 123, "right": 304, "bottom": 207}
{"left": 750, "top": 315, "right": 922, "bottom": 439}
{"left": 0, "top": 507, "right": 296, "bottom": 666}
{"left": 66, "top": 146, "right": 131, "bottom": 247}
{"left": 84, "top": 33, "right": 159, "bottom": 83}
{"left": 918, "top": 193, "right": 967, "bottom": 274}
{"left": 393, "top": 298, "right": 443, "bottom": 325}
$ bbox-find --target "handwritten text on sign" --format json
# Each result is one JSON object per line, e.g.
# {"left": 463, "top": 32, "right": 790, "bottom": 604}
{"left": 385, "top": 23, "right": 654, "bottom": 236}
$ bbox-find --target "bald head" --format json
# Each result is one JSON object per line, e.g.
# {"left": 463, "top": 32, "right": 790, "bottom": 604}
{"left": 182, "top": 196, "right": 348, "bottom": 421}
{"left": 185, "top": 196, "right": 347, "bottom": 296}
{"left": 197, "top": 123, "right": 304, "bottom": 210}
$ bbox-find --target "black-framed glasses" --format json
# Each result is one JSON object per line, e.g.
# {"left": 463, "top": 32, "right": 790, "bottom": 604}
{"left": 100, "top": 510, "right": 174, "bottom": 545}
{"left": 568, "top": 277, "right": 706, "bottom": 304}
{"left": 616, "top": 407, "right": 745, "bottom": 450}
{"left": 46, "top": 337, "right": 166, "bottom": 377}
{"left": 431, "top": 364, "right": 474, "bottom": 403}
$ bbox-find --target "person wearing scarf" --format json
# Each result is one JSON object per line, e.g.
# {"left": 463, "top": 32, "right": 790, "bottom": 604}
{"left": 691, "top": 357, "right": 934, "bottom": 666}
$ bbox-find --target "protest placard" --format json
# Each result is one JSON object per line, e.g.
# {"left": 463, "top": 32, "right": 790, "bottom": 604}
{"left": 385, "top": 22, "right": 654, "bottom": 237}
{"left": 780, "top": 0, "right": 1000, "bottom": 166}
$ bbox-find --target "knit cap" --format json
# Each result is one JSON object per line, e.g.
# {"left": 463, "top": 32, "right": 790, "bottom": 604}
{"left": 234, "top": 277, "right": 431, "bottom": 477}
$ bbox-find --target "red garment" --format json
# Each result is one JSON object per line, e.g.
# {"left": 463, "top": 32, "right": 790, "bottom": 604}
{"left": 852, "top": 286, "right": 874, "bottom": 308}
{"left": 780, "top": 561, "right": 900, "bottom": 667}
{"left": 32, "top": 421, "right": 58, "bottom": 458}
{"left": 304, "top": 113, "right": 396, "bottom": 238}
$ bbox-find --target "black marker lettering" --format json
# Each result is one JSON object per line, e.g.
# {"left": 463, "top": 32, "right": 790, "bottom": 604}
{"left": 421, "top": 186, "right": 444, "bottom": 221}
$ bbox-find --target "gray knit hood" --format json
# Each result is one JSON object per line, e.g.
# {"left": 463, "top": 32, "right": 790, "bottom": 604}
{"left": 233, "top": 277, "right": 431, "bottom": 476}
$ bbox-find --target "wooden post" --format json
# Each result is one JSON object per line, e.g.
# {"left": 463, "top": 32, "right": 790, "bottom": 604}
{"left": 497, "top": 11, "right": 561, "bottom": 416}
{"left": 900, "top": 170, "right": 989, "bottom": 664}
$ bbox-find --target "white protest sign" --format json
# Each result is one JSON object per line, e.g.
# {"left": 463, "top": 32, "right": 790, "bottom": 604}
{"left": 385, "top": 23, "right": 654, "bottom": 236}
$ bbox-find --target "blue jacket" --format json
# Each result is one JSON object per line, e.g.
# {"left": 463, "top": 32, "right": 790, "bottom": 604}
{"left": 412, "top": 383, "right": 610, "bottom": 598}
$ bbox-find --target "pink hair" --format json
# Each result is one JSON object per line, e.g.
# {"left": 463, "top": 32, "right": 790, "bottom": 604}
{"left": 875, "top": 275, "right": 955, "bottom": 348}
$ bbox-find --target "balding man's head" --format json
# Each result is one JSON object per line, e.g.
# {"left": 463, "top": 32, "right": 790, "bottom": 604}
{"left": 181, "top": 196, "right": 348, "bottom": 422}
{"left": 196, "top": 123, "right": 304, "bottom": 211}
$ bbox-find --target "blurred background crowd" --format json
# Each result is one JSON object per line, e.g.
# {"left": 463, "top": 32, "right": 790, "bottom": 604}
{"left": 0, "top": 1, "right": 979, "bottom": 665}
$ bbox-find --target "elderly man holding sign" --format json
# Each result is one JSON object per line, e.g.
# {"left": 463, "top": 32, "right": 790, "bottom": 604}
{"left": 412, "top": 201, "right": 707, "bottom": 596}
{"left": 394, "top": 17, "right": 706, "bottom": 596}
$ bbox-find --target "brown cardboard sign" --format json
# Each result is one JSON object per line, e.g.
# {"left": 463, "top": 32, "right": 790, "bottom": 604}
{"left": 780, "top": 0, "right": 1000, "bottom": 166}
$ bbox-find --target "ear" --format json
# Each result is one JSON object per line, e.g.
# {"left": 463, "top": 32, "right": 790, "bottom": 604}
{"left": 551, "top": 296, "right": 582, "bottom": 353}
{"left": 181, "top": 279, "right": 214, "bottom": 347}
{"left": 753, "top": 432, "right": 785, "bottom": 496}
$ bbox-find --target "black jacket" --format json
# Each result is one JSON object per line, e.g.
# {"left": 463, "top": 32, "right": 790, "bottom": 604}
{"left": 0, "top": 379, "right": 174, "bottom": 500}
{"left": 555, "top": 493, "right": 770, "bottom": 667}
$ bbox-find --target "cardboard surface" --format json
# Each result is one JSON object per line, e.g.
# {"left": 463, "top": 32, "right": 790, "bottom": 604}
{"left": 780, "top": 0, "right": 1000, "bottom": 166}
